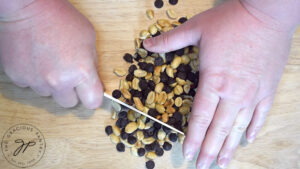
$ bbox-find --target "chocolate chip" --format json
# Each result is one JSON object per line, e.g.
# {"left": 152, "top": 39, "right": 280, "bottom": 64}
{"left": 167, "top": 78, "right": 176, "bottom": 86}
{"left": 128, "top": 135, "right": 137, "bottom": 144}
{"left": 123, "top": 53, "right": 133, "bottom": 63}
{"left": 177, "top": 64, "right": 186, "bottom": 72}
{"left": 152, "top": 129, "right": 159, "bottom": 140}
{"left": 145, "top": 117, "right": 150, "bottom": 123}
{"left": 148, "top": 109, "right": 158, "bottom": 117}
{"left": 115, "top": 118, "right": 122, "bottom": 128}
{"left": 165, "top": 52, "right": 175, "bottom": 64}
{"left": 163, "top": 85, "right": 172, "bottom": 93}
{"left": 117, "top": 118, "right": 129, "bottom": 129}
{"left": 138, "top": 148, "right": 146, "bottom": 157}
{"left": 126, "top": 99, "right": 134, "bottom": 105}
{"left": 118, "top": 111, "right": 127, "bottom": 119}
{"left": 169, "top": 0, "right": 178, "bottom": 5}
{"left": 163, "top": 142, "right": 172, "bottom": 151}
{"left": 178, "top": 17, "right": 188, "bottom": 24}
{"left": 126, "top": 74, "right": 134, "bottom": 81}
{"left": 105, "top": 125, "right": 113, "bottom": 136}
{"left": 154, "top": 57, "right": 164, "bottom": 66}
{"left": 148, "top": 80, "right": 156, "bottom": 90}
{"left": 177, "top": 71, "right": 187, "bottom": 80}
{"left": 139, "top": 79, "right": 148, "bottom": 90}
{"left": 173, "top": 112, "right": 182, "bottom": 122}
{"left": 169, "top": 133, "right": 178, "bottom": 142}
{"left": 188, "top": 89, "right": 196, "bottom": 97}
{"left": 145, "top": 144, "right": 154, "bottom": 151}
{"left": 153, "top": 31, "right": 161, "bottom": 37}
{"left": 132, "top": 90, "right": 143, "bottom": 98}
{"left": 167, "top": 117, "right": 176, "bottom": 125}
{"left": 155, "top": 147, "right": 164, "bottom": 156}
{"left": 128, "top": 65, "right": 137, "bottom": 74}
{"left": 146, "top": 63, "right": 154, "bottom": 73}
{"left": 134, "top": 53, "right": 142, "bottom": 62}
{"left": 153, "top": 122, "right": 162, "bottom": 129}
{"left": 143, "top": 130, "right": 150, "bottom": 138}
{"left": 162, "top": 126, "right": 171, "bottom": 134}
{"left": 138, "top": 62, "right": 148, "bottom": 70}
{"left": 146, "top": 160, "right": 155, "bottom": 169}
{"left": 160, "top": 72, "right": 168, "bottom": 83}
{"left": 174, "top": 122, "right": 183, "bottom": 131}
{"left": 175, "top": 48, "right": 185, "bottom": 56}
{"left": 112, "top": 90, "right": 122, "bottom": 99}
{"left": 154, "top": 0, "right": 164, "bottom": 8}
{"left": 116, "top": 143, "right": 125, "bottom": 152}
{"left": 120, "top": 130, "right": 129, "bottom": 140}
{"left": 152, "top": 141, "right": 160, "bottom": 151}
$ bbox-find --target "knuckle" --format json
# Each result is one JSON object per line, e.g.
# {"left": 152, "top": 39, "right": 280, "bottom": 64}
{"left": 232, "top": 123, "right": 248, "bottom": 133}
{"left": 211, "top": 124, "right": 231, "bottom": 138}
{"left": 190, "top": 112, "right": 211, "bottom": 130}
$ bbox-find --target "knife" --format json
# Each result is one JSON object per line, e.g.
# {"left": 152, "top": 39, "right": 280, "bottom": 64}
{"left": 104, "top": 93, "right": 184, "bottom": 135}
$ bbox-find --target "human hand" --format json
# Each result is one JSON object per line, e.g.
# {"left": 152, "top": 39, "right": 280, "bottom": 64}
{"left": 0, "top": 0, "right": 103, "bottom": 109}
{"left": 144, "top": 0, "right": 295, "bottom": 168}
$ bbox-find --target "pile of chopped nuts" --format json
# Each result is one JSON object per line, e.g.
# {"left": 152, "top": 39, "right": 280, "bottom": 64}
{"left": 106, "top": 102, "right": 184, "bottom": 169}
{"left": 106, "top": 9, "right": 199, "bottom": 169}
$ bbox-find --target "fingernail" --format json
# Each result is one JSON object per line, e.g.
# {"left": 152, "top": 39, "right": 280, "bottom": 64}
{"left": 247, "top": 132, "right": 256, "bottom": 143}
{"left": 218, "top": 157, "right": 229, "bottom": 168}
{"left": 184, "top": 152, "right": 194, "bottom": 161}
{"left": 197, "top": 163, "right": 209, "bottom": 169}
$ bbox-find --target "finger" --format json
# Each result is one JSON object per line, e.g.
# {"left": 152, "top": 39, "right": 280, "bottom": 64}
{"left": 52, "top": 88, "right": 78, "bottom": 108}
{"left": 143, "top": 16, "right": 202, "bottom": 53}
{"left": 217, "top": 106, "right": 255, "bottom": 168}
{"left": 183, "top": 78, "right": 220, "bottom": 161}
{"left": 30, "top": 79, "right": 51, "bottom": 96}
{"left": 196, "top": 100, "right": 240, "bottom": 169}
{"left": 246, "top": 95, "right": 274, "bottom": 143}
{"left": 76, "top": 69, "right": 103, "bottom": 109}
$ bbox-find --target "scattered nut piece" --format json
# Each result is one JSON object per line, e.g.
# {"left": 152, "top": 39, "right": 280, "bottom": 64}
{"left": 114, "top": 68, "right": 127, "bottom": 77}
{"left": 142, "top": 137, "right": 155, "bottom": 145}
{"left": 121, "top": 88, "right": 131, "bottom": 99}
{"left": 133, "top": 97, "right": 145, "bottom": 111}
{"left": 146, "top": 91, "right": 156, "bottom": 105}
{"left": 158, "top": 129, "right": 166, "bottom": 140}
{"left": 134, "top": 69, "right": 147, "bottom": 77}
{"left": 162, "top": 113, "right": 169, "bottom": 123}
{"left": 155, "top": 82, "right": 164, "bottom": 93}
{"left": 146, "top": 9, "right": 154, "bottom": 20}
{"left": 137, "top": 130, "right": 144, "bottom": 140}
{"left": 156, "top": 104, "right": 165, "bottom": 114}
{"left": 112, "top": 125, "right": 121, "bottom": 136}
{"left": 125, "top": 122, "right": 138, "bottom": 134}
{"left": 140, "top": 30, "right": 150, "bottom": 39}
{"left": 175, "top": 97, "right": 183, "bottom": 107}
{"left": 174, "top": 85, "right": 183, "bottom": 95}
{"left": 171, "top": 56, "right": 182, "bottom": 69}
{"left": 166, "top": 66, "right": 174, "bottom": 78}
{"left": 157, "top": 19, "right": 171, "bottom": 27}
{"left": 166, "top": 9, "right": 178, "bottom": 19}
{"left": 110, "top": 134, "right": 120, "bottom": 144}
{"left": 183, "top": 84, "right": 191, "bottom": 94}
{"left": 149, "top": 24, "right": 158, "bottom": 35}
{"left": 146, "top": 152, "right": 157, "bottom": 160}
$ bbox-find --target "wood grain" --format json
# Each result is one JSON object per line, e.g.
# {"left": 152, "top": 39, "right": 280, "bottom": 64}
{"left": 0, "top": 0, "right": 300, "bottom": 169}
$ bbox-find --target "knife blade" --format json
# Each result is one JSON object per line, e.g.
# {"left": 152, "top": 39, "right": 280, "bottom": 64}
{"left": 104, "top": 93, "right": 184, "bottom": 135}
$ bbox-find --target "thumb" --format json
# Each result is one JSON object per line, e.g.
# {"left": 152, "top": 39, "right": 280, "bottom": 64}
{"left": 143, "top": 17, "right": 202, "bottom": 53}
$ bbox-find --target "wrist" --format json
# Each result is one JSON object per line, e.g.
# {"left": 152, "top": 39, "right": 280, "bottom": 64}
{"left": 240, "top": 0, "right": 300, "bottom": 32}
{"left": 0, "top": 0, "right": 63, "bottom": 23}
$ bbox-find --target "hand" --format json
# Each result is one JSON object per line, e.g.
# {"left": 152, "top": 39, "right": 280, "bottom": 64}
{"left": 0, "top": 0, "right": 103, "bottom": 109}
{"left": 144, "top": 0, "right": 294, "bottom": 168}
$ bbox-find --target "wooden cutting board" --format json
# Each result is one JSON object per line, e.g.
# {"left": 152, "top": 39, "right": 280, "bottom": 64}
{"left": 0, "top": 0, "right": 300, "bottom": 169}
